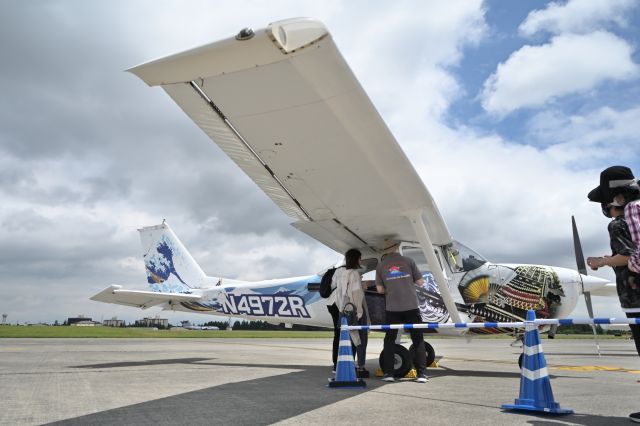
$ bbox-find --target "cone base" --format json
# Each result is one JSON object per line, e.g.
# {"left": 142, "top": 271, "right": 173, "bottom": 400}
{"left": 502, "top": 403, "right": 573, "bottom": 414}
{"left": 327, "top": 379, "right": 366, "bottom": 389}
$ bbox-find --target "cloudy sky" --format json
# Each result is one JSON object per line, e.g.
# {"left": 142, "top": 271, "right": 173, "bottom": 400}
{"left": 1, "top": 0, "right": 639, "bottom": 324}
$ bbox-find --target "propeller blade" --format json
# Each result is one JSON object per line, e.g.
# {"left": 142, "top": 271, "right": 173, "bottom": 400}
{"left": 572, "top": 216, "right": 602, "bottom": 357}
{"left": 572, "top": 215, "right": 588, "bottom": 276}
{"left": 584, "top": 290, "right": 602, "bottom": 357}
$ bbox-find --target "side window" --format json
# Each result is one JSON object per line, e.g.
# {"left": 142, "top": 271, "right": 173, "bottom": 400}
{"left": 360, "top": 258, "right": 378, "bottom": 274}
{"left": 401, "top": 246, "right": 442, "bottom": 273}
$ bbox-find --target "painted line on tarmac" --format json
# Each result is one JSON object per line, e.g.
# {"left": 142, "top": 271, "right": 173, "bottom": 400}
{"left": 552, "top": 365, "right": 640, "bottom": 374}
{"left": 443, "top": 356, "right": 640, "bottom": 374}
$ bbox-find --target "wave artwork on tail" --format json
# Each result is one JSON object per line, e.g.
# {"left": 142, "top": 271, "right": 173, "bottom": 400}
{"left": 139, "top": 222, "right": 210, "bottom": 293}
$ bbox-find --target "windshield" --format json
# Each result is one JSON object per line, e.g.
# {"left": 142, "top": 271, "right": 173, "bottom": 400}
{"left": 445, "top": 241, "right": 487, "bottom": 272}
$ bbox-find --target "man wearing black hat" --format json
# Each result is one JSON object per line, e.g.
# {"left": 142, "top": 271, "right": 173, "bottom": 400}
{"left": 586, "top": 166, "right": 640, "bottom": 423}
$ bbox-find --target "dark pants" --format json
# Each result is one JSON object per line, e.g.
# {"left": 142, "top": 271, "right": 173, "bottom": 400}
{"left": 327, "top": 303, "right": 340, "bottom": 368}
{"left": 383, "top": 309, "right": 426, "bottom": 375}
{"left": 354, "top": 314, "right": 368, "bottom": 368}
{"left": 626, "top": 312, "right": 640, "bottom": 357}
{"left": 328, "top": 303, "right": 368, "bottom": 368}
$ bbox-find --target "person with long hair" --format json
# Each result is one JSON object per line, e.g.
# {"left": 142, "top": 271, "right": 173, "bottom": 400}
{"left": 332, "top": 248, "right": 370, "bottom": 377}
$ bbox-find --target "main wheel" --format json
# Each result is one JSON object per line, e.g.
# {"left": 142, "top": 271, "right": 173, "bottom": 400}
{"left": 378, "top": 344, "right": 412, "bottom": 378}
{"left": 409, "top": 341, "right": 436, "bottom": 367}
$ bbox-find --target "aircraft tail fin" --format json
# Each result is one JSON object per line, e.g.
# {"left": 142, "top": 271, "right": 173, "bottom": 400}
{"left": 139, "top": 222, "right": 207, "bottom": 292}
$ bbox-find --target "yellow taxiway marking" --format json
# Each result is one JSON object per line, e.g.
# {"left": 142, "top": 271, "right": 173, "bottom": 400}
{"left": 0, "top": 347, "right": 25, "bottom": 351}
{"left": 444, "top": 356, "right": 640, "bottom": 374}
{"left": 553, "top": 365, "right": 640, "bottom": 374}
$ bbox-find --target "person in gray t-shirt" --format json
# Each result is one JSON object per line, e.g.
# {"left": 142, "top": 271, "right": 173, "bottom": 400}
{"left": 376, "top": 239, "right": 427, "bottom": 382}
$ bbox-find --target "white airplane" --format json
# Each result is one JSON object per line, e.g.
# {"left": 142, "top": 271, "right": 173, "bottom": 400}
{"left": 181, "top": 321, "right": 220, "bottom": 331}
{"left": 91, "top": 18, "right": 616, "bottom": 375}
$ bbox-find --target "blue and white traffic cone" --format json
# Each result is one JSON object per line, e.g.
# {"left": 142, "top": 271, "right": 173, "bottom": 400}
{"left": 502, "top": 310, "right": 572, "bottom": 414}
{"left": 328, "top": 316, "right": 366, "bottom": 388}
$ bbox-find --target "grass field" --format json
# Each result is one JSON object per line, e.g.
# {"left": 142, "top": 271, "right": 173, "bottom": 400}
{"left": 0, "top": 325, "right": 630, "bottom": 339}
{"left": 0, "top": 326, "right": 335, "bottom": 339}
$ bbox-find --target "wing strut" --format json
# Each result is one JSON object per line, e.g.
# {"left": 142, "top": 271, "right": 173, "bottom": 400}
{"left": 407, "top": 209, "right": 461, "bottom": 323}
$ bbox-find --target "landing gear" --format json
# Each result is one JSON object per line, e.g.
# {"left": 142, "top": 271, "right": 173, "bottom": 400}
{"left": 378, "top": 344, "right": 412, "bottom": 378}
{"left": 409, "top": 341, "right": 436, "bottom": 367}
{"left": 378, "top": 342, "right": 436, "bottom": 377}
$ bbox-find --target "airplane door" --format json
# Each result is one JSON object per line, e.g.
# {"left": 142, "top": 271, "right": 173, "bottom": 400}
{"left": 400, "top": 245, "right": 452, "bottom": 323}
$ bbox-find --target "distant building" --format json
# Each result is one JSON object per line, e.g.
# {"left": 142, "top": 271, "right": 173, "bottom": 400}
{"left": 135, "top": 316, "right": 168, "bottom": 328}
{"left": 103, "top": 317, "right": 124, "bottom": 327}
{"left": 67, "top": 315, "right": 100, "bottom": 326}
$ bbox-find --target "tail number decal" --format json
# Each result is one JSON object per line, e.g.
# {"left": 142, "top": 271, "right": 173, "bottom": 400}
{"left": 220, "top": 294, "right": 310, "bottom": 318}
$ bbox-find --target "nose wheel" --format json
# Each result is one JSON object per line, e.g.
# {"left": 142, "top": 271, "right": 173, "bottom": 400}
{"left": 409, "top": 341, "right": 436, "bottom": 367}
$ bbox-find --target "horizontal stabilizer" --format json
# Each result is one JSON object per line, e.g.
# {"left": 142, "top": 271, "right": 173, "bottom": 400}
{"left": 90, "top": 285, "right": 202, "bottom": 309}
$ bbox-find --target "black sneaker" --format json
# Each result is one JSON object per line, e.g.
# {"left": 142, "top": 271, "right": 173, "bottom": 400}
{"left": 356, "top": 367, "right": 370, "bottom": 378}
{"left": 415, "top": 373, "right": 428, "bottom": 383}
{"left": 381, "top": 374, "right": 395, "bottom": 382}
{"left": 630, "top": 412, "right": 640, "bottom": 423}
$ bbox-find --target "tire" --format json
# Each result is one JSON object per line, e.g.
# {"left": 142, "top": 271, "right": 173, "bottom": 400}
{"left": 378, "top": 344, "right": 412, "bottom": 378}
{"left": 409, "top": 341, "right": 435, "bottom": 368}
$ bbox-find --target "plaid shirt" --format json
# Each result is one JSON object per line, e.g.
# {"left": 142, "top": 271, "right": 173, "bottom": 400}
{"left": 625, "top": 200, "right": 640, "bottom": 273}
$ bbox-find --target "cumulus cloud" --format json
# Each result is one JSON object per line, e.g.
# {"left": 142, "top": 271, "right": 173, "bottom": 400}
{"left": 519, "top": 0, "right": 636, "bottom": 37}
{"left": 0, "top": 1, "right": 630, "bottom": 324}
{"left": 528, "top": 106, "right": 640, "bottom": 166}
{"left": 481, "top": 31, "right": 638, "bottom": 115}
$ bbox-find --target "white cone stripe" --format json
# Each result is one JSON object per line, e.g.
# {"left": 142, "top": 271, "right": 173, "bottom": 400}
{"left": 339, "top": 340, "right": 351, "bottom": 347}
{"left": 522, "top": 367, "right": 549, "bottom": 381}
{"left": 337, "top": 355, "right": 354, "bottom": 362}
{"left": 524, "top": 344, "right": 543, "bottom": 356}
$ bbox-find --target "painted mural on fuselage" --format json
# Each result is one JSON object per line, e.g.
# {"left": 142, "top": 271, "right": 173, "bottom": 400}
{"left": 142, "top": 234, "right": 577, "bottom": 331}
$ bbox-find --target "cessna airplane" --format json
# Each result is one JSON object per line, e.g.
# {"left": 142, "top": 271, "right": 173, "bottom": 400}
{"left": 91, "top": 18, "right": 616, "bottom": 375}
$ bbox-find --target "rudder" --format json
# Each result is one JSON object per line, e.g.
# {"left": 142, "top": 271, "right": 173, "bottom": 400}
{"left": 139, "top": 222, "right": 207, "bottom": 292}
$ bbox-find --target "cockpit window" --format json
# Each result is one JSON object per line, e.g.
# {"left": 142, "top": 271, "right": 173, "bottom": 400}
{"left": 445, "top": 241, "right": 487, "bottom": 272}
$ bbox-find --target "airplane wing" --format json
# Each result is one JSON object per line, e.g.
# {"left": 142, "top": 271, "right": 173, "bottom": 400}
{"left": 90, "top": 285, "right": 202, "bottom": 309}
{"left": 128, "top": 18, "right": 452, "bottom": 256}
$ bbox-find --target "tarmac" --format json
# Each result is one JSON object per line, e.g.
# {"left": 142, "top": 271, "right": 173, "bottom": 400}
{"left": 0, "top": 336, "right": 638, "bottom": 425}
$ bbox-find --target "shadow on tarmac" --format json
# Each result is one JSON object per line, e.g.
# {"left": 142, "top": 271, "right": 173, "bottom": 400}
{"left": 514, "top": 411, "right": 630, "bottom": 425}
{"left": 49, "top": 361, "right": 386, "bottom": 426}
{"left": 71, "top": 358, "right": 213, "bottom": 369}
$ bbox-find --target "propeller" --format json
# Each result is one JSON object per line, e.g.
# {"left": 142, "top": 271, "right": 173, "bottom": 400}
{"left": 572, "top": 215, "right": 601, "bottom": 357}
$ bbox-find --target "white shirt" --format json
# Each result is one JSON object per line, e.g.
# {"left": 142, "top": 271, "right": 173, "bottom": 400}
{"left": 332, "top": 268, "right": 365, "bottom": 319}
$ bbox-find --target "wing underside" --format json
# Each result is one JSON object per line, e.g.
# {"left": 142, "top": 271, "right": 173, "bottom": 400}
{"left": 129, "top": 18, "right": 452, "bottom": 255}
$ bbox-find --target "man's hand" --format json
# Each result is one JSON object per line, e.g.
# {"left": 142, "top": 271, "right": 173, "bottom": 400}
{"left": 414, "top": 278, "right": 425, "bottom": 286}
{"left": 376, "top": 285, "right": 385, "bottom": 294}
{"left": 587, "top": 256, "right": 606, "bottom": 270}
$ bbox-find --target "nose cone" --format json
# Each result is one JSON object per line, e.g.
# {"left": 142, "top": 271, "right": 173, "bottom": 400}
{"left": 580, "top": 274, "right": 614, "bottom": 294}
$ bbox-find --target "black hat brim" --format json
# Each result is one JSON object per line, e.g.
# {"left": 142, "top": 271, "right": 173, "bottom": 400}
{"left": 588, "top": 186, "right": 610, "bottom": 203}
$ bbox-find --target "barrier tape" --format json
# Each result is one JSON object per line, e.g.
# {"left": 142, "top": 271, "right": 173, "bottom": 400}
{"left": 342, "top": 317, "right": 640, "bottom": 331}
